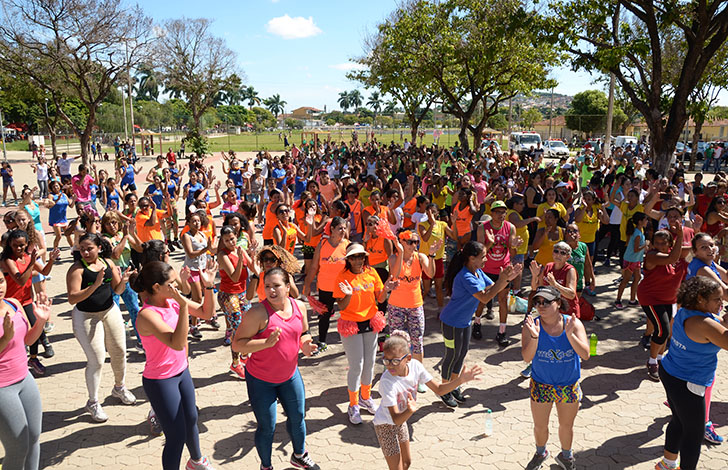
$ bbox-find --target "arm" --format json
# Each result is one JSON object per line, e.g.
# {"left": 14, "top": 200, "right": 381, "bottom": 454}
{"left": 66, "top": 264, "right": 104, "bottom": 305}
{"left": 231, "top": 304, "right": 281, "bottom": 355}
{"left": 218, "top": 247, "right": 246, "bottom": 283}
{"left": 544, "top": 267, "right": 577, "bottom": 300}
{"left": 3, "top": 252, "right": 37, "bottom": 288}
{"left": 644, "top": 227, "right": 683, "bottom": 269}
{"left": 136, "top": 289, "right": 189, "bottom": 351}
{"left": 565, "top": 314, "right": 590, "bottom": 360}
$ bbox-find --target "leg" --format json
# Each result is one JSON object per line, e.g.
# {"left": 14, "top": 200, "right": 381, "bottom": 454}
{"left": 497, "top": 288, "right": 509, "bottom": 331}
{"left": 100, "top": 304, "right": 127, "bottom": 388}
{"left": 317, "top": 290, "right": 335, "bottom": 344}
{"left": 376, "top": 424, "right": 405, "bottom": 470}
{"left": 341, "top": 333, "right": 365, "bottom": 404}
{"left": 554, "top": 401, "right": 580, "bottom": 453}
{"left": 530, "top": 400, "right": 554, "bottom": 448}
{"left": 646, "top": 305, "right": 671, "bottom": 360}
{"left": 71, "top": 307, "right": 105, "bottom": 402}
{"left": 659, "top": 367, "right": 706, "bottom": 470}
{"left": 630, "top": 269, "right": 641, "bottom": 302}
{"left": 143, "top": 373, "right": 189, "bottom": 470}
{"left": 278, "top": 369, "right": 307, "bottom": 456}
{"left": 23, "top": 304, "right": 46, "bottom": 358}
{"left": 0, "top": 374, "right": 43, "bottom": 470}
{"left": 360, "top": 331, "right": 378, "bottom": 389}
{"left": 119, "top": 283, "right": 141, "bottom": 339}
{"left": 407, "top": 306, "right": 425, "bottom": 363}
{"left": 441, "top": 322, "right": 457, "bottom": 382}
{"left": 52, "top": 225, "right": 62, "bottom": 251}
{"left": 178, "top": 369, "right": 202, "bottom": 461}
{"left": 386, "top": 305, "right": 407, "bottom": 338}
{"left": 434, "top": 276, "right": 444, "bottom": 308}
{"left": 245, "top": 370, "right": 278, "bottom": 468}
{"left": 616, "top": 268, "right": 632, "bottom": 302}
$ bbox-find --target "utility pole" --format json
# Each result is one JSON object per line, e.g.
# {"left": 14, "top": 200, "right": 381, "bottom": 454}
{"left": 605, "top": 5, "right": 620, "bottom": 160}
{"left": 126, "top": 44, "right": 136, "bottom": 149}
{"left": 0, "top": 106, "right": 6, "bottom": 162}
{"left": 548, "top": 87, "right": 554, "bottom": 140}
{"left": 122, "top": 86, "right": 129, "bottom": 141}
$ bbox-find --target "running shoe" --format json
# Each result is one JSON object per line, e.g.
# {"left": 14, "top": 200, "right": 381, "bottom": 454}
{"left": 521, "top": 364, "right": 532, "bottom": 378}
{"left": 85, "top": 400, "right": 108, "bottom": 423}
{"left": 440, "top": 392, "right": 458, "bottom": 408}
{"left": 705, "top": 421, "right": 724, "bottom": 444}
{"left": 41, "top": 342, "right": 55, "bottom": 359}
{"left": 555, "top": 453, "right": 576, "bottom": 470}
{"left": 43, "top": 321, "right": 55, "bottom": 333}
{"left": 348, "top": 405, "right": 362, "bottom": 424}
{"left": 485, "top": 309, "right": 495, "bottom": 320}
{"left": 167, "top": 240, "right": 176, "bottom": 253}
{"left": 629, "top": 300, "right": 639, "bottom": 306}
{"left": 185, "top": 456, "right": 214, "bottom": 470}
{"left": 451, "top": 387, "right": 467, "bottom": 403}
{"left": 647, "top": 361, "right": 660, "bottom": 382}
{"left": 640, "top": 335, "right": 651, "bottom": 350}
{"left": 260, "top": 466, "right": 273, "bottom": 470}
{"left": 148, "top": 409, "right": 163, "bottom": 436}
{"left": 28, "top": 357, "right": 46, "bottom": 375}
{"left": 359, "top": 397, "right": 376, "bottom": 414}
{"left": 173, "top": 240, "right": 183, "bottom": 249}
{"left": 496, "top": 331, "right": 510, "bottom": 347}
{"left": 208, "top": 317, "right": 221, "bottom": 329}
{"left": 472, "top": 323, "right": 483, "bottom": 339}
{"left": 312, "top": 341, "right": 327, "bottom": 355}
{"left": 230, "top": 362, "right": 245, "bottom": 379}
{"left": 525, "top": 450, "right": 549, "bottom": 470}
{"left": 135, "top": 340, "right": 145, "bottom": 353}
{"left": 290, "top": 451, "right": 321, "bottom": 470}
{"left": 654, "top": 459, "right": 679, "bottom": 470}
{"left": 614, "top": 300, "right": 624, "bottom": 309}
{"left": 417, "top": 383, "right": 427, "bottom": 393}
{"left": 189, "top": 326, "right": 202, "bottom": 339}
{"left": 111, "top": 386, "right": 137, "bottom": 405}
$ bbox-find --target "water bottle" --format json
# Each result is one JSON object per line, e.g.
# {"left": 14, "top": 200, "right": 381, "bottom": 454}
{"left": 589, "top": 333, "right": 598, "bottom": 356}
{"left": 484, "top": 408, "right": 493, "bottom": 436}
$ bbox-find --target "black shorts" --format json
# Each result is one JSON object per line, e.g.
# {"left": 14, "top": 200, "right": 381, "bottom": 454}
{"left": 123, "top": 182, "right": 137, "bottom": 192}
{"left": 302, "top": 245, "right": 315, "bottom": 260}
{"left": 263, "top": 239, "right": 274, "bottom": 246}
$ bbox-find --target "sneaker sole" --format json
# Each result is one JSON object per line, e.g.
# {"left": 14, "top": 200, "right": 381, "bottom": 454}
{"left": 705, "top": 436, "right": 723, "bottom": 445}
{"left": 647, "top": 373, "right": 660, "bottom": 382}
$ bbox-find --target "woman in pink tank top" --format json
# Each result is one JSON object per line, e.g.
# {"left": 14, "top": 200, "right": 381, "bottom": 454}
{"left": 0, "top": 272, "right": 52, "bottom": 470}
{"left": 132, "top": 261, "right": 216, "bottom": 470}
{"left": 233, "top": 267, "right": 321, "bottom": 470}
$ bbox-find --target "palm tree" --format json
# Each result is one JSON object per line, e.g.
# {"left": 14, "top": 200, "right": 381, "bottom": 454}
{"left": 135, "top": 64, "right": 160, "bottom": 102}
{"left": 383, "top": 100, "right": 398, "bottom": 116}
{"left": 338, "top": 91, "right": 350, "bottom": 112}
{"left": 367, "top": 91, "right": 383, "bottom": 116}
{"left": 264, "top": 94, "right": 287, "bottom": 118}
{"left": 349, "top": 89, "right": 363, "bottom": 113}
{"left": 242, "top": 86, "right": 262, "bottom": 109}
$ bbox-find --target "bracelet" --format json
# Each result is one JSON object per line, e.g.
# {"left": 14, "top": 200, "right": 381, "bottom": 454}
{"left": 204, "top": 286, "right": 215, "bottom": 290}
{"left": 530, "top": 334, "right": 538, "bottom": 339}
{"left": 300, "top": 330, "right": 310, "bottom": 338}
{"left": 428, "top": 254, "right": 436, "bottom": 258}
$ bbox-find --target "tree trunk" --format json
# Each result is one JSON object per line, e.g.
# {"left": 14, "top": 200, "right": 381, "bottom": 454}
{"left": 410, "top": 121, "right": 418, "bottom": 144}
{"left": 458, "top": 124, "right": 469, "bottom": 151}
{"left": 689, "top": 120, "right": 704, "bottom": 171}
{"left": 80, "top": 131, "right": 90, "bottom": 166}
{"left": 49, "top": 131, "right": 58, "bottom": 160}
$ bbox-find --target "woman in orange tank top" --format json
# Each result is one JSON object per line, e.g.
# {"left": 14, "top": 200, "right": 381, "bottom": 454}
{"left": 261, "top": 189, "right": 283, "bottom": 245}
{"left": 302, "top": 217, "right": 350, "bottom": 351}
{"left": 246, "top": 245, "right": 300, "bottom": 304}
{"left": 452, "top": 187, "right": 478, "bottom": 250}
{"left": 363, "top": 215, "right": 393, "bottom": 312}
{"left": 300, "top": 198, "right": 327, "bottom": 276}
{"left": 272, "top": 204, "right": 307, "bottom": 254}
{"left": 387, "top": 230, "right": 438, "bottom": 370}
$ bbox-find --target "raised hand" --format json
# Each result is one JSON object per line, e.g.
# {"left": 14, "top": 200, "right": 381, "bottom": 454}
{"left": 33, "top": 295, "right": 52, "bottom": 323}
{"left": 94, "top": 269, "right": 105, "bottom": 286}
{"left": 524, "top": 314, "right": 540, "bottom": 338}
{"left": 545, "top": 272, "right": 557, "bottom": 287}
{"left": 385, "top": 278, "right": 400, "bottom": 292}
{"left": 405, "top": 391, "right": 417, "bottom": 413}
{"left": 121, "top": 267, "right": 135, "bottom": 284}
{"left": 529, "top": 260, "right": 541, "bottom": 279}
{"left": 483, "top": 228, "right": 495, "bottom": 247}
{"left": 565, "top": 313, "right": 577, "bottom": 336}
{"left": 338, "top": 280, "right": 354, "bottom": 296}
{"left": 170, "top": 285, "right": 187, "bottom": 306}
{"left": 513, "top": 236, "right": 524, "bottom": 249}
{"left": 1, "top": 312, "right": 14, "bottom": 341}
{"left": 429, "top": 239, "right": 443, "bottom": 256}
{"left": 201, "top": 259, "right": 218, "bottom": 287}
{"left": 180, "top": 266, "right": 191, "bottom": 285}
{"left": 459, "top": 365, "right": 484, "bottom": 383}
{"left": 48, "top": 248, "right": 61, "bottom": 262}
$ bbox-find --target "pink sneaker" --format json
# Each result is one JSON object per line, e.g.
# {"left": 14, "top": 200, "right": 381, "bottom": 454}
{"left": 230, "top": 362, "right": 245, "bottom": 379}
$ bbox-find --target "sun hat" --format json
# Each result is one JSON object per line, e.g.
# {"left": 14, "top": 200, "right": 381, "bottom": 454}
{"left": 345, "top": 243, "right": 369, "bottom": 258}
{"left": 490, "top": 200, "right": 507, "bottom": 211}
{"left": 533, "top": 286, "right": 561, "bottom": 302}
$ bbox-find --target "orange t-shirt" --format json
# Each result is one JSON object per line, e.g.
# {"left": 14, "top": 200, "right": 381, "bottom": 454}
{"left": 262, "top": 202, "right": 277, "bottom": 240}
{"left": 333, "top": 267, "right": 383, "bottom": 322}
{"left": 135, "top": 210, "right": 167, "bottom": 242}
{"left": 345, "top": 199, "right": 363, "bottom": 234}
{"left": 318, "top": 239, "right": 349, "bottom": 292}
{"left": 388, "top": 254, "right": 423, "bottom": 308}
{"left": 402, "top": 198, "right": 418, "bottom": 229}
{"left": 453, "top": 202, "right": 473, "bottom": 235}
{"left": 365, "top": 236, "right": 388, "bottom": 266}
{"left": 277, "top": 221, "right": 298, "bottom": 254}
{"left": 363, "top": 204, "right": 389, "bottom": 225}
{"left": 304, "top": 214, "right": 323, "bottom": 248}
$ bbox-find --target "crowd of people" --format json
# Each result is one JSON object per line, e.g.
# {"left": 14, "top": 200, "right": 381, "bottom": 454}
{"left": 0, "top": 136, "right": 727, "bottom": 470}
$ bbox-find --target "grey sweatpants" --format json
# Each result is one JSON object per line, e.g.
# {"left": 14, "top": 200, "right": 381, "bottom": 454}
{"left": 72, "top": 303, "right": 127, "bottom": 403}
{"left": 341, "top": 331, "right": 378, "bottom": 392}
{"left": 0, "top": 373, "right": 42, "bottom": 470}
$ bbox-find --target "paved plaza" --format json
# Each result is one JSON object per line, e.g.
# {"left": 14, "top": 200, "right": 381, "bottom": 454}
{"left": 1, "top": 152, "right": 728, "bottom": 469}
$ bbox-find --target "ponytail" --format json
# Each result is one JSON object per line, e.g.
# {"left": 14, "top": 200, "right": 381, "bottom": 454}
{"left": 443, "top": 241, "right": 485, "bottom": 296}
{"left": 626, "top": 211, "right": 646, "bottom": 238}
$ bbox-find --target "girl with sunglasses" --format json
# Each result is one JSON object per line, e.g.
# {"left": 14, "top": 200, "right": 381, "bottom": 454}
{"left": 386, "top": 231, "right": 437, "bottom": 393}
{"left": 272, "top": 204, "right": 307, "bottom": 255}
{"left": 247, "top": 245, "right": 300, "bottom": 304}
{"left": 373, "top": 330, "right": 482, "bottom": 470}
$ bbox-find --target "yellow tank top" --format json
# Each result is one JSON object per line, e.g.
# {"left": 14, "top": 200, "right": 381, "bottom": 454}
{"left": 534, "top": 227, "right": 563, "bottom": 266}
{"left": 576, "top": 205, "right": 600, "bottom": 243}
{"left": 507, "top": 209, "right": 529, "bottom": 255}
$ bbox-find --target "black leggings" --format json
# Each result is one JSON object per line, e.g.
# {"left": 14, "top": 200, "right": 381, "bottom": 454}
{"left": 375, "top": 266, "right": 389, "bottom": 313}
{"left": 317, "top": 290, "right": 336, "bottom": 344}
{"left": 441, "top": 322, "right": 471, "bottom": 381}
{"left": 595, "top": 223, "right": 621, "bottom": 260}
{"left": 143, "top": 368, "right": 201, "bottom": 470}
{"left": 660, "top": 366, "right": 705, "bottom": 470}
{"left": 23, "top": 304, "right": 47, "bottom": 356}
{"left": 642, "top": 304, "right": 673, "bottom": 345}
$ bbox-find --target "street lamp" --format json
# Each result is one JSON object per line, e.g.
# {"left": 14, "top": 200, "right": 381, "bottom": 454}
{"left": 0, "top": 106, "right": 6, "bottom": 162}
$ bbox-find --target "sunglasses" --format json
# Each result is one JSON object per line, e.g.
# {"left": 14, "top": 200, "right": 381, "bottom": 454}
{"left": 534, "top": 299, "right": 556, "bottom": 307}
{"left": 261, "top": 256, "right": 278, "bottom": 263}
{"left": 553, "top": 249, "right": 570, "bottom": 256}
{"left": 349, "top": 254, "right": 367, "bottom": 260}
{"left": 403, "top": 240, "right": 419, "bottom": 245}
{"left": 347, "top": 190, "right": 357, "bottom": 194}
{"left": 382, "top": 353, "right": 409, "bottom": 366}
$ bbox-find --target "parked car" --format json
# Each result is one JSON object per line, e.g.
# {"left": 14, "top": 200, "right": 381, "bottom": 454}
{"left": 614, "top": 135, "right": 638, "bottom": 149}
{"left": 674, "top": 142, "right": 693, "bottom": 161}
{"left": 481, "top": 139, "right": 502, "bottom": 152}
{"left": 543, "top": 139, "right": 569, "bottom": 157}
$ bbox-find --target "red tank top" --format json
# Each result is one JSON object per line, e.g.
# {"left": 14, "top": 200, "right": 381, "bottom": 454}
{"left": 219, "top": 250, "right": 247, "bottom": 294}
{"left": 483, "top": 220, "right": 513, "bottom": 274}
{"left": 246, "top": 298, "right": 303, "bottom": 383}
{"left": 638, "top": 257, "right": 688, "bottom": 305}
{"left": 542, "top": 262, "right": 580, "bottom": 318}
{"left": 4, "top": 254, "right": 33, "bottom": 305}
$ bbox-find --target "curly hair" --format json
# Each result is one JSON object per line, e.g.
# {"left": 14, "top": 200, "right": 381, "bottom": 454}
{"left": 677, "top": 276, "right": 721, "bottom": 310}
{"left": 383, "top": 330, "right": 411, "bottom": 354}
{"left": 14, "top": 209, "right": 38, "bottom": 249}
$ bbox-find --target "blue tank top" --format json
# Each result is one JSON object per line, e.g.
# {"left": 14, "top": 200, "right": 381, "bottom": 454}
{"left": 228, "top": 169, "right": 243, "bottom": 187}
{"left": 147, "top": 184, "right": 164, "bottom": 208}
{"left": 661, "top": 308, "right": 720, "bottom": 386}
{"left": 121, "top": 165, "right": 135, "bottom": 185}
{"left": 167, "top": 182, "right": 177, "bottom": 199}
{"left": 24, "top": 202, "right": 43, "bottom": 232}
{"left": 105, "top": 188, "right": 121, "bottom": 210}
{"left": 48, "top": 193, "right": 69, "bottom": 226}
{"left": 686, "top": 257, "right": 720, "bottom": 280}
{"left": 531, "top": 315, "right": 581, "bottom": 386}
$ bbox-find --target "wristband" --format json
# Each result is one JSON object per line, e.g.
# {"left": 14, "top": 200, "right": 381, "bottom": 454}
{"left": 530, "top": 334, "right": 538, "bottom": 339}
{"left": 300, "top": 330, "right": 310, "bottom": 338}
{"left": 205, "top": 286, "right": 215, "bottom": 290}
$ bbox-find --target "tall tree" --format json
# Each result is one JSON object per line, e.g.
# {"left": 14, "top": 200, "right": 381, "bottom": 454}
{"left": 367, "top": 91, "right": 384, "bottom": 116}
{"left": 521, "top": 108, "right": 544, "bottom": 129}
{"left": 549, "top": 0, "right": 728, "bottom": 175}
{"left": 157, "top": 18, "right": 240, "bottom": 132}
{"left": 0, "top": 0, "right": 155, "bottom": 164}
{"left": 135, "top": 64, "right": 160, "bottom": 102}
{"left": 241, "top": 86, "right": 261, "bottom": 109}
{"left": 264, "top": 94, "right": 286, "bottom": 118}
{"left": 349, "top": 90, "right": 363, "bottom": 112}
{"left": 338, "top": 91, "right": 351, "bottom": 112}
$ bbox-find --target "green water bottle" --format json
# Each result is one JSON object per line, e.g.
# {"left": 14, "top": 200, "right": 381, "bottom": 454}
{"left": 589, "top": 333, "right": 598, "bottom": 356}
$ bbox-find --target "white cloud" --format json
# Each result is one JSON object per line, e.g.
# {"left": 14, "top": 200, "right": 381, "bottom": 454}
{"left": 329, "top": 62, "right": 367, "bottom": 72}
{"left": 265, "top": 15, "right": 322, "bottom": 39}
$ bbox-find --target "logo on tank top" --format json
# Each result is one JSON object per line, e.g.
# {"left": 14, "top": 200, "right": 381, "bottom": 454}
{"left": 536, "top": 348, "right": 575, "bottom": 362}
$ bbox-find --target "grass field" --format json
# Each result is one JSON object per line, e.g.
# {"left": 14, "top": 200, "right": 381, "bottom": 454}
{"left": 5, "top": 129, "right": 507, "bottom": 156}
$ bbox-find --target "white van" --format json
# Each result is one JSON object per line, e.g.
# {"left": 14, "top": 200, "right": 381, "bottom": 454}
{"left": 614, "top": 135, "right": 638, "bottom": 149}
{"left": 509, "top": 132, "right": 542, "bottom": 156}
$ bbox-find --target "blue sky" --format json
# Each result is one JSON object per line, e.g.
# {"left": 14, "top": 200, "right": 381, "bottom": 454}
{"left": 145, "top": 1, "right": 727, "bottom": 112}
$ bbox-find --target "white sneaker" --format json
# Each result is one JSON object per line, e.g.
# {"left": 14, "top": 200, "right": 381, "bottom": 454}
{"left": 348, "top": 405, "right": 362, "bottom": 424}
{"left": 359, "top": 398, "right": 376, "bottom": 414}
{"left": 111, "top": 386, "right": 137, "bottom": 405}
{"left": 185, "top": 456, "right": 215, "bottom": 470}
{"left": 86, "top": 400, "right": 108, "bottom": 422}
